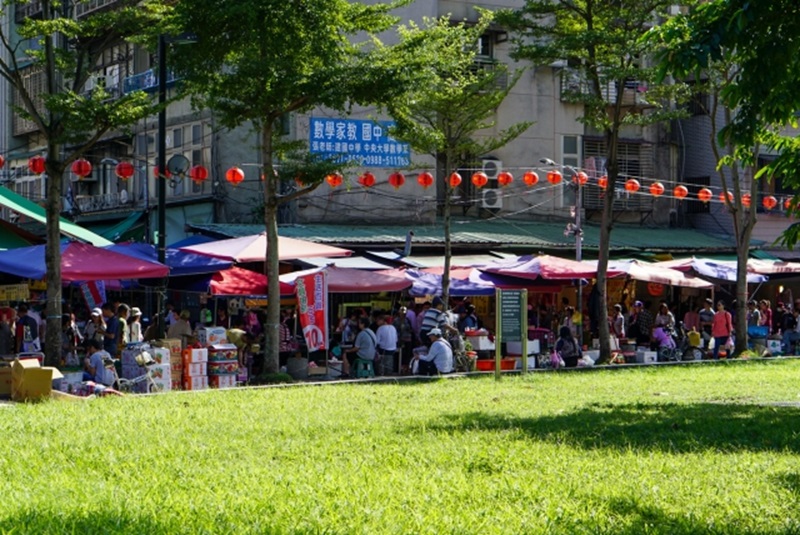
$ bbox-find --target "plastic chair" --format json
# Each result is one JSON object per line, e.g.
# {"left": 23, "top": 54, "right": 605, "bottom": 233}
{"left": 354, "top": 358, "right": 375, "bottom": 378}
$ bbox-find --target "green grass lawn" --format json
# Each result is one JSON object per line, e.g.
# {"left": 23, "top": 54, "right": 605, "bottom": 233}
{"left": 2, "top": 360, "right": 800, "bottom": 534}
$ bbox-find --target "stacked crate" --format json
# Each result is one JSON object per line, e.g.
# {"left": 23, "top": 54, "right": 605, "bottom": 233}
{"left": 182, "top": 347, "right": 209, "bottom": 391}
{"left": 208, "top": 344, "right": 238, "bottom": 389}
{"left": 154, "top": 338, "right": 184, "bottom": 391}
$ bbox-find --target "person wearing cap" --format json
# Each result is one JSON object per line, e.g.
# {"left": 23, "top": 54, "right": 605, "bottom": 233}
{"left": 418, "top": 328, "right": 453, "bottom": 375}
{"left": 84, "top": 307, "right": 105, "bottom": 348}
{"left": 99, "top": 302, "right": 120, "bottom": 357}
{"left": 168, "top": 310, "right": 194, "bottom": 349}
{"left": 698, "top": 298, "right": 715, "bottom": 350}
{"left": 129, "top": 307, "right": 143, "bottom": 343}
{"left": 419, "top": 297, "right": 457, "bottom": 348}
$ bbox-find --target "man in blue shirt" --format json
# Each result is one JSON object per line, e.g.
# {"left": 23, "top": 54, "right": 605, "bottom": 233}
{"left": 83, "top": 338, "right": 114, "bottom": 385}
{"left": 100, "top": 303, "right": 120, "bottom": 357}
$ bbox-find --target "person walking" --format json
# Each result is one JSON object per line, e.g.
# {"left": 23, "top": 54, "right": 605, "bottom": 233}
{"left": 712, "top": 300, "right": 733, "bottom": 359}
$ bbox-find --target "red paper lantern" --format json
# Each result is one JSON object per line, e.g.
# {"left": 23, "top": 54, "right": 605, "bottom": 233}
{"left": 523, "top": 171, "right": 539, "bottom": 187}
{"left": 784, "top": 197, "right": 793, "bottom": 211}
{"left": 742, "top": 193, "right": 751, "bottom": 208}
{"left": 624, "top": 179, "right": 640, "bottom": 193}
{"left": 417, "top": 172, "right": 434, "bottom": 189}
{"left": 597, "top": 175, "right": 608, "bottom": 189}
{"left": 448, "top": 172, "right": 462, "bottom": 188}
{"left": 114, "top": 161, "right": 135, "bottom": 180}
{"left": 697, "top": 188, "right": 713, "bottom": 203}
{"left": 572, "top": 171, "right": 588, "bottom": 186}
{"left": 189, "top": 165, "right": 208, "bottom": 183}
{"left": 471, "top": 172, "right": 489, "bottom": 189}
{"left": 28, "top": 155, "right": 45, "bottom": 175}
{"left": 226, "top": 167, "right": 245, "bottom": 186}
{"left": 71, "top": 158, "right": 92, "bottom": 179}
{"left": 153, "top": 166, "right": 171, "bottom": 179}
{"left": 674, "top": 185, "right": 688, "bottom": 199}
{"left": 719, "top": 191, "right": 733, "bottom": 203}
{"left": 358, "top": 172, "right": 376, "bottom": 188}
{"left": 546, "top": 170, "right": 562, "bottom": 185}
{"left": 649, "top": 182, "right": 665, "bottom": 196}
{"left": 0, "top": 155, "right": 5, "bottom": 169}
{"left": 497, "top": 171, "right": 514, "bottom": 187}
{"left": 388, "top": 172, "right": 405, "bottom": 189}
{"left": 325, "top": 172, "right": 343, "bottom": 188}
{"left": 763, "top": 195, "right": 778, "bottom": 210}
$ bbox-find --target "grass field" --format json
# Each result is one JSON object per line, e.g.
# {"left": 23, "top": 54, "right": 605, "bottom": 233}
{"left": 2, "top": 360, "right": 800, "bottom": 534}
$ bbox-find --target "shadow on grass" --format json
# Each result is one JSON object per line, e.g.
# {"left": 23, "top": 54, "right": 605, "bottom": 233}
{"left": 420, "top": 402, "right": 800, "bottom": 454}
{"left": 0, "top": 510, "right": 175, "bottom": 535}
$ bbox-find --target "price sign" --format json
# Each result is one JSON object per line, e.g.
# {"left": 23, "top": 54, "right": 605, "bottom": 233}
{"left": 498, "top": 289, "right": 526, "bottom": 342}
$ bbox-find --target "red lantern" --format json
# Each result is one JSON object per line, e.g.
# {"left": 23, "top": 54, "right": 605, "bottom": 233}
{"left": 115, "top": 161, "right": 135, "bottom": 181}
{"left": 28, "top": 155, "right": 45, "bottom": 175}
{"left": 785, "top": 197, "right": 793, "bottom": 211}
{"left": 497, "top": 171, "right": 513, "bottom": 187}
{"left": 325, "top": 172, "right": 343, "bottom": 188}
{"left": 546, "top": 170, "right": 562, "bottom": 185}
{"left": 388, "top": 172, "right": 405, "bottom": 189}
{"left": 189, "top": 165, "right": 208, "bottom": 183}
{"left": 358, "top": 172, "right": 376, "bottom": 188}
{"left": 624, "top": 179, "right": 640, "bottom": 193}
{"left": 674, "top": 185, "right": 688, "bottom": 199}
{"left": 572, "top": 171, "right": 588, "bottom": 186}
{"left": 763, "top": 195, "right": 778, "bottom": 210}
{"left": 523, "top": 171, "right": 539, "bottom": 187}
{"left": 448, "top": 172, "right": 462, "bottom": 188}
{"left": 742, "top": 193, "right": 751, "bottom": 208}
{"left": 71, "top": 158, "right": 92, "bottom": 179}
{"left": 471, "top": 172, "right": 489, "bottom": 189}
{"left": 0, "top": 155, "right": 5, "bottom": 169}
{"left": 649, "top": 182, "right": 665, "bottom": 196}
{"left": 417, "top": 172, "right": 434, "bottom": 189}
{"left": 597, "top": 175, "right": 608, "bottom": 189}
{"left": 226, "top": 167, "right": 245, "bottom": 186}
{"left": 153, "top": 166, "right": 171, "bottom": 179}
{"left": 719, "top": 191, "right": 733, "bottom": 203}
{"left": 697, "top": 188, "right": 713, "bottom": 203}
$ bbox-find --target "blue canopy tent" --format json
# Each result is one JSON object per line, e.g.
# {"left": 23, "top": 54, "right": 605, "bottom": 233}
{"left": 108, "top": 242, "right": 232, "bottom": 276}
{"left": 403, "top": 269, "right": 495, "bottom": 297}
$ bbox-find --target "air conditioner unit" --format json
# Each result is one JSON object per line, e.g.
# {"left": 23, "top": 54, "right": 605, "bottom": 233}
{"left": 481, "top": 159, "right": 502, "bottom": 179}
{"left": 481, "top": 188, "right": 503, "bottom": 210}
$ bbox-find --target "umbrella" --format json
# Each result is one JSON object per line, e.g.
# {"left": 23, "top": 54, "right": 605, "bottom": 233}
{"left": 655, "top": 257, "right": 767, "bottom": 283}
{"left": 211, "top": 266, "right": 294, "bottom": 295}
{"left": 178, "top": 233, "right": 352, "bottom": 262}
{"left": 108, "top": 242, "right": 232, "bottom": 276}
{"left": 0, "top": 242, "right": 169, "bottom": 281}
{"left": 280, "top": 266, "right": 412, "bottom": 293}
{"left": 480, "top": 254, "right": 615, "bottom": 280}
{"left": 402, "top": 269, "right": 495, "bottom": 297}
{"left": 584, "top": 259, "right": 715, "bottom": 289}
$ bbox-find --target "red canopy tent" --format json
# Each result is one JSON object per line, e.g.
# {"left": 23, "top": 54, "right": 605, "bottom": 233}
{"left": 281, "top": 266, "right": 412, "bottom": 293}
{"left": 178, "top": 233, "right": 352, "bottom": 262}
{"left": 210, "top": 266, "right": 294, "bottom": 295}
{"left": 480, "top": 254, "right": 615, "bottom": 280}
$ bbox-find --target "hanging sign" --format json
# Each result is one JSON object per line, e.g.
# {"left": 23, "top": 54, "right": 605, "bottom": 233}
{"left": 295, "top": 270, "right": 328, "bottom": 352}
{"left": 309, "top": 117, "right": 411, "bottom": 168}
{"left": 0, "top": 283, "right": 29, "bottom": 302}
{"left": 80, "top": 281, "right": 106, "bottom": 310}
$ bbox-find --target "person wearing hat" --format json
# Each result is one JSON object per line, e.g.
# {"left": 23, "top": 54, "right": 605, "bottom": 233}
{"left": 419, "top": 296, "right": 457, "bottom": 348}
{"left": 168, "top": 309, "right": 194, "bottom": 349}
{"left": 83, "top": 307, "right": 105, "bottom": 349}
{"left": 698, "top": 298, "right": 715, "bottom": 351}
{"left": 129, "top": 307, "right": 143, "bottom": 343}
{"left": 418, "top": 328, "right": 453, "bottom": 375}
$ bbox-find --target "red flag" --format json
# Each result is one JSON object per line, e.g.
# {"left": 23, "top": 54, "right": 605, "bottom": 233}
{"left": 295, "top": 271, "right": 328, "bottom": 351}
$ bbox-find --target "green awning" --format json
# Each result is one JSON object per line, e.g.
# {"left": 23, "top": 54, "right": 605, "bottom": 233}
{"left": 92, "top": 211, "right": 145, "bottom": 242}
{"left": 0, "top": 185, "right": 111, "bottom": 246}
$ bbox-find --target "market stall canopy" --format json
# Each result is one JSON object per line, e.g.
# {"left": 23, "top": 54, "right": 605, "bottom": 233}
{"left": 480, "top": 254, "right": 615, "bottom": 280}
{"left": 211, "top": 266, "right": 294, "bottom": 296}
{"left": 0, "top": 242, "right": 169, "bottom": 281}
{"left": 400, "top": 269, "right": 495, "bottom": 297}
{"left": 423, "top": 266, "right": 571, "bottom": 291}
{"left": 584, "top": 259, "right": 715, "bottom": 289}
{"left": 281, "top": 266, "right": 412, "bottom": 293}
{"left": 178, "top": 233, "right": 352, "bottom": 262}
{"left": 744, "top": 259, "right": 800, "bottom": 275}
{"left": 655, "top": 257, "right": 767, "bottom": 283}
{"left": 108, "top": 242, "right": 232, "bottom": 276}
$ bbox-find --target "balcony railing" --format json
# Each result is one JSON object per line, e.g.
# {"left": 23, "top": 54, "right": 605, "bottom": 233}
{"left": 560, "top": 69, "right": 649, "bottom": 107}
{"left": 123, "top": 69, "right": 179, "bottom": 94}
{"left": 75, "top": 0, "right": 120, "bottom": 17}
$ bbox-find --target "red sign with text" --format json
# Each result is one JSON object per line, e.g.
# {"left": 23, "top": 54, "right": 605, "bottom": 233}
{"left": 295, "top": 271, "right": 328, "bottom": 352}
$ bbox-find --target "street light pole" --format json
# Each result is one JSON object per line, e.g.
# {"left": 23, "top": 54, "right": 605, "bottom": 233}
{"left": 156, "top": 33, "right": 167, "bottom": 338}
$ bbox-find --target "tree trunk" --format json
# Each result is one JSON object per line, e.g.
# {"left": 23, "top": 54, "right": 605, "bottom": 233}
{"left": 44, "top": 155, "right": 63, "bottom": 366}
{"left": 442, "top": 150, "right": 452, "bottom": 304}
{"left": 262, "top": 124, "right": 280, "bottom": 374}
{"left": 597, "top": 128, "right": 620, "bottom": 362}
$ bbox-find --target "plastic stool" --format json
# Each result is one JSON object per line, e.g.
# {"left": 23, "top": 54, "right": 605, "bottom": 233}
{"left": 354, "top": 358, "right": 375, "bottom": 378}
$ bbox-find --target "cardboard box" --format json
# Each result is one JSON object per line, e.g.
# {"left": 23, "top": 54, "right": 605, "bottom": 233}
{"left": 636, "top": 351, "right": 658, "bottom": 364}
{"left": 11, "top": 358, "right": 63, "bottom": 402}
{"left": 196, "top": 327, "right": 227, "bottom": 347}
{"left": 184, "top": 362, "right": 207, "bottom": 377}
{"left": 208, "top": 344, "right": 237, "bottom": 362}
{"left": 154, "top": 339, "right": 183, "bottom": 361}
{"left": 151, "top": 347, "right": 171, "bottom": 365}
{"left": 146, "top": 364, "right": 171, "bottom": 393}
{"left": 0, "top": 366, "right": 11, "bottom": 397}
{"left": 182, "top": 348, "right": 208, "bottom": 365}
{"left": 506, "top": 340, "right": 540, "bottom": 356}
{"left": 466, "top": 336, "right": 495, "bottom": 351}
{"left": 209, "top": 375, "right": 236, "bottom": 389}
{"left": 207, "top": 360, "right": 238, "bottom": 376}
{"left": 183, "top": 375, "right": 208, "bottom": 391}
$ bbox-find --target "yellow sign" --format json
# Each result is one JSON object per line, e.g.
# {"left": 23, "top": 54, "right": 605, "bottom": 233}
{"left": 0, "top": 284, "right": 29, "bottom": 303}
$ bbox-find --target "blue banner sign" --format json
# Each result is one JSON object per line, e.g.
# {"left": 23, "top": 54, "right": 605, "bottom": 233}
{"left": 309, "top": 117, "right": 411, "bottom": 168}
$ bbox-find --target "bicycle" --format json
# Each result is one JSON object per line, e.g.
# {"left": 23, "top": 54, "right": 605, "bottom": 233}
{"left": 114, "top": 350, "right": 160, "bottom": 394}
